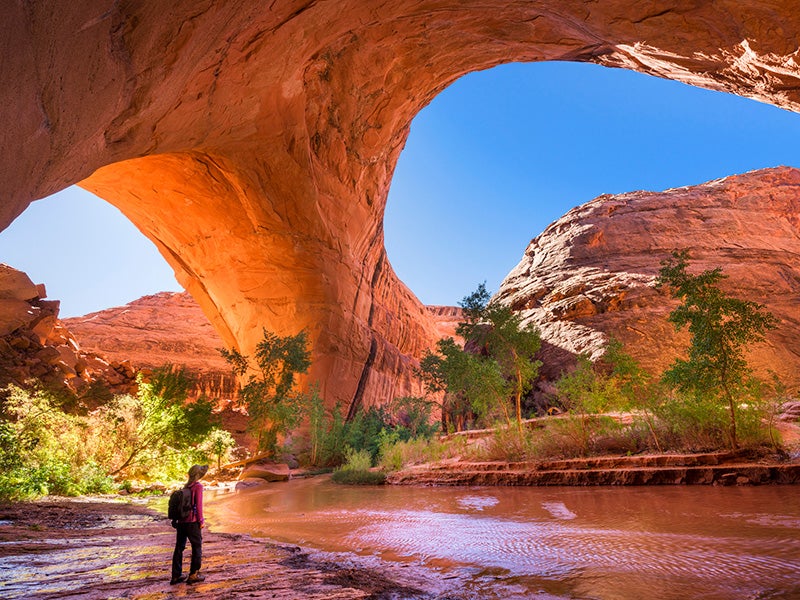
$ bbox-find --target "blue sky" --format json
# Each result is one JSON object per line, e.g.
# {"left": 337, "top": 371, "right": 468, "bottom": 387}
{"left": 1, "top": 61, "right": 799, "bottom": 317}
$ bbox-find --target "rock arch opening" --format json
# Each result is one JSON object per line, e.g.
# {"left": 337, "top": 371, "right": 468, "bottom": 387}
{"left": 3, "top": 1, "right": 800, "bottom": 410}
{"left": 384, "top": 60, "right": 800, "bottom": 309}
{"left": 0, "top": 186, "right": 181, "bottom": 318}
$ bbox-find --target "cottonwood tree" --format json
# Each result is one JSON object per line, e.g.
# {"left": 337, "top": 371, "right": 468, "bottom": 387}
{"left": 457, "top": 284, "right": 542, "bottom": 434}
{"left": 108, "top": 366, "right": 216, "bottom": 476}
{"left": 420, "top": 336, "right": 508, "bottom": 431}
{"left": 201, "top": 427, "right": 237, "bottom": 472}
{"left": 420, "top": 284, "right": 542, "bottom": 433}
{"left": 221, "top": 329, "right": 311, "bottom": 454}
{"left": 656, "top": 250, "right": 777, "bottom": 449}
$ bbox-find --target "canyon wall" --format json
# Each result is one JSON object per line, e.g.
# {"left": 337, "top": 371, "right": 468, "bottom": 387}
{"left": 3, "top": 1, "right": 800, "bottom": 411}
{"left": 63, "top": 292, "right": 237, "bottom": 402}
{"left": 65, "top": 293, "right": 462, "bottom": 408}
{"left": 0, "top": 265, "right": 136, "bottom": 399}
{"left": 495, "top": 167, "right": 800, "bottom": 390}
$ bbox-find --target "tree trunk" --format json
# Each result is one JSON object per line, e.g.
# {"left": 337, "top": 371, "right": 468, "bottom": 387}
{"left": 725, "top": 388, "right": 739, "bottom": 450}
{"left": 515, "top": 366, "right": 523, "bottom": 436}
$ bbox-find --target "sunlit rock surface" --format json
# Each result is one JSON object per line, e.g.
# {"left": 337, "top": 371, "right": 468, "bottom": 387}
{"left": 65, "top": 291, "right": 460, "bottom": 407}
{"left": 3, "top": 1, "right": 800, "bottom": 411}
{"left": 63, "top": 292, "right": 237, "bottom": 401}
{"left": 495, "top": 167, "right": 800, "bottom": 388}
{"left": 0, "top": 265, "right": 136, "bottom": 397}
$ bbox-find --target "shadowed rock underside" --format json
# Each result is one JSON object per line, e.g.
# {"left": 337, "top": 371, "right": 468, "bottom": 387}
{"left": 3, "top": 1, "right": 800, "bottom": 411}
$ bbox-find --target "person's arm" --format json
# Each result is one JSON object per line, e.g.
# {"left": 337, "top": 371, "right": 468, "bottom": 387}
{"left": 195, "top": 483, "right": 204, "bottom": 527}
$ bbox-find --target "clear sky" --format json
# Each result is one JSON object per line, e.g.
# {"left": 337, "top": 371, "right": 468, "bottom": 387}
{"left": 1, "top": 61, "right": 799, "bottom": 317}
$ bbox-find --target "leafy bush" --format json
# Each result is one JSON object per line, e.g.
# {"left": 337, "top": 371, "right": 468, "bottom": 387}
{"left": 197, "top": 428, "right": 238, "bottom": 471}
{"left": 331, "top": 447, "right": 385, "bottom": 485}
{"left": 221, "top": 329, "right": 310, "bottom": 455}
{"left": 0, "top": 374, "right": 233, "bottom": 501}
{"left": 476, "top": 425, "right": 537, "bottom": 462}
{"left": 330, "top": 468, "right": 386, "bottom": 485}
{"left": 343, "top": 406, "right": 391, "bottom": 462}
{"left": 295, "top": 395, "right": 441, "bottom": 469}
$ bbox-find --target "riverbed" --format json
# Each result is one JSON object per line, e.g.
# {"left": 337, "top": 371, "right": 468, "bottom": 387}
{"left": 206, "top": 476, "right": 800, "bottom": 600}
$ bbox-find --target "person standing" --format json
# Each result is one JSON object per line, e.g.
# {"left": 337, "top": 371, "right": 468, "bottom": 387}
{"left": 171, "top": 464, "right": 208, "bottom": 585}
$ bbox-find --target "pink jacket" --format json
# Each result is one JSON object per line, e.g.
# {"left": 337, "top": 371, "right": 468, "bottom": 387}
{"left": 183, "top": 481, "right": 204, "bottom": 525}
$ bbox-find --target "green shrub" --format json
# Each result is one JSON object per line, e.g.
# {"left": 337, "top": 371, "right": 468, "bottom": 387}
{"left": 654, "top": 394, "right": 729, "bottom": 451}
{"left": 0, "top": 378, "right": 229, "bottom": 501}
{"left": 331, "top": 448, "right": 386, "bottom": 485}
{"left": 343, "top": 407, "right": 391, "bottom": 462}
{"left": 378, "top": 434, "right": 450, "bottom": 472}
{"left": 297, "top": 393, "right": 348, "bottom": 467}
{"left": 478, "top": 425, "right": 536, "bottom": 462}
{"left": 331, "top": 447, "right": 385, "bottom": 485}
{"left": 388, "top": 396, "right": 441, "bottom": 441}
{"left": 341, "top": 447, "right": 373, "bottom": 471}
{"left": 331, "top": 469, "right": 386, "bottom": 485}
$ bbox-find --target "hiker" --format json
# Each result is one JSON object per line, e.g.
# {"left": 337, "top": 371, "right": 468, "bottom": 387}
{"left": 170, "top": 464, "right": 208, "bottom": 585}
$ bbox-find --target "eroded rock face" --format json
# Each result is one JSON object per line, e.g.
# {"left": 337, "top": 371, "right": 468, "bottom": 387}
{"left": 2, "top": 2, "right": 800, "bottom": 411}
{"left": 63, "top": 292, "right": 237, "bottom": 401}
{"left": 65, "top": 290, "right": 459, "bottom": 408}
{"left": 0, "top": 265, "right": 136, "bottom": 398}
{"left": 495, "top": 167, "right": 800, "bottom": 389}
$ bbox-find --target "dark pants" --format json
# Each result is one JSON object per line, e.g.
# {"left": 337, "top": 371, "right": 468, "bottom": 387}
{"left": 172, "top": 522, "right": 202, "bottom": 579}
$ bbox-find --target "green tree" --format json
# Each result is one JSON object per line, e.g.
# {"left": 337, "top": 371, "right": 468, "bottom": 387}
{"left": 457, "top": 283, "right": 542, "bottom": 433}
{"left": 419, "top": 284, "right": 542, "bottom": 432}
{"left": 603, "top": 338, "right": 666, "bottom": 452}
{"left": 221, "top": 328, "right": 311, "bottom": 454}
{"left": 420, "top": 336, "right": 508, "bottom": 430}
{"left": 107, "top": 366, "right": 216, "bottom": 475}
{"left": 656, "top": 250, "right": 778, "bottom": 449}
{"left": 201, "top": 427, "right": 237, "bottom": 472}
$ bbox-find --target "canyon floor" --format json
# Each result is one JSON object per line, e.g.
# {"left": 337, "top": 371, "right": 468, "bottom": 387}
{"left": 2, "top": 441, "right": 799, "bottom": 600}
{"left": 0, "top": 497, "right": 458, "bottom": 600}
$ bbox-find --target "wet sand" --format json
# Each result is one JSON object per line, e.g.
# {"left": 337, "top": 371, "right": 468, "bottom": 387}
{"left": 0, "top": 497, "right": 450, "bottom": 600}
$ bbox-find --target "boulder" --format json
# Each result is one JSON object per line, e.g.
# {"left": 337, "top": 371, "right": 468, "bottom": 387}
{"left": 234, "top": 478, "right": 267, "bottom": 490}
{"left": 239, "top": 463, "right": 291, "bottom": 482}
{"left": 0, "top": 265, "right": 38, "bottom": 302}
{"left": 0, "top": 299, "right": 35, "bottom": 337}
{"left": 0, "top": 265, "right": 138, "bottom": 397}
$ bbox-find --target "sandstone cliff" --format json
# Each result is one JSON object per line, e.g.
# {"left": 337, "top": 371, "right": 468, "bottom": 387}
{"left": 0, "top": 265, "right": 136, "bottom": 399}
{"left": 64, "top": 293, "right": 462, "bottom": 408}
{"left": 63, "top": 292, "right": 237, "bottom": 402}
{"left": 495, "top": 167, "right": 800, "bottom": 390}
{"left": 3, "top": 1, "right": 800, "bottom": 412}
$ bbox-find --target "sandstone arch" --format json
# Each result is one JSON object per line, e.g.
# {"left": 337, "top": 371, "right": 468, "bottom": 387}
{"left": 2, "top": 1, "right": 800, "bottom": 409}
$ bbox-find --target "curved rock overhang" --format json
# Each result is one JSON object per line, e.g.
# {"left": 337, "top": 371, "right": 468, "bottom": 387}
{"left": 2, "top": 1, "right": 799, "bottom": 409}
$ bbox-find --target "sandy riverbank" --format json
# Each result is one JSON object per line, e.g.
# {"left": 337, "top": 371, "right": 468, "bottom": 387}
{"left": 0, "top": 497, "right": 463, "bottom": 600}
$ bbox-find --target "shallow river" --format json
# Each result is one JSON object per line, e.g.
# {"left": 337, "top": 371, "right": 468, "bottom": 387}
{"left": 206, "top": 477, "right": 800, "bottom": 599}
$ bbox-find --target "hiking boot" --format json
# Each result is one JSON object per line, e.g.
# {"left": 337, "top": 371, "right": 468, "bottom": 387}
{"left": 186, "top": 572, "right": 205, "bottom": 584}
{"left": 170, "top": 575, "right": 186, "bottom": 585}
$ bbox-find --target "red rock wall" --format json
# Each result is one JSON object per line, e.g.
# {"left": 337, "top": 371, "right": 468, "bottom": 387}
{"left": 63, "top": 292, "right": 237, "bottom": 402}
{"left": 2, "top": 2, "right": 800, "bottom": 411}
{"left": 0, "top": 265, "right": 136, "bottom": 398}
{"left": 495, "top": 167, "right": 800, "bottom": 389}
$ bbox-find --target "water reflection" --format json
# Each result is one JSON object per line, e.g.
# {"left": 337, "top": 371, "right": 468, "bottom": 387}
{"left": 207, "top": 478, "right": 800, "bottom": 599}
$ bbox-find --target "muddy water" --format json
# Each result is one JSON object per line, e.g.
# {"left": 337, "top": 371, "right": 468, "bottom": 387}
{"left": 206, "top": 477, "right": 800, "bottom": 599}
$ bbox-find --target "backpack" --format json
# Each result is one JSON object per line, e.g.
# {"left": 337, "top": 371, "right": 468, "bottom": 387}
{"left": 167, "top": 487, "right": 193, "bottom": 522}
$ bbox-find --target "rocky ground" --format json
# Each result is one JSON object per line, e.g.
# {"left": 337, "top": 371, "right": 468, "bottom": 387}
{"left": 0, "top": 497, "right": 458, "bottom": 600}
